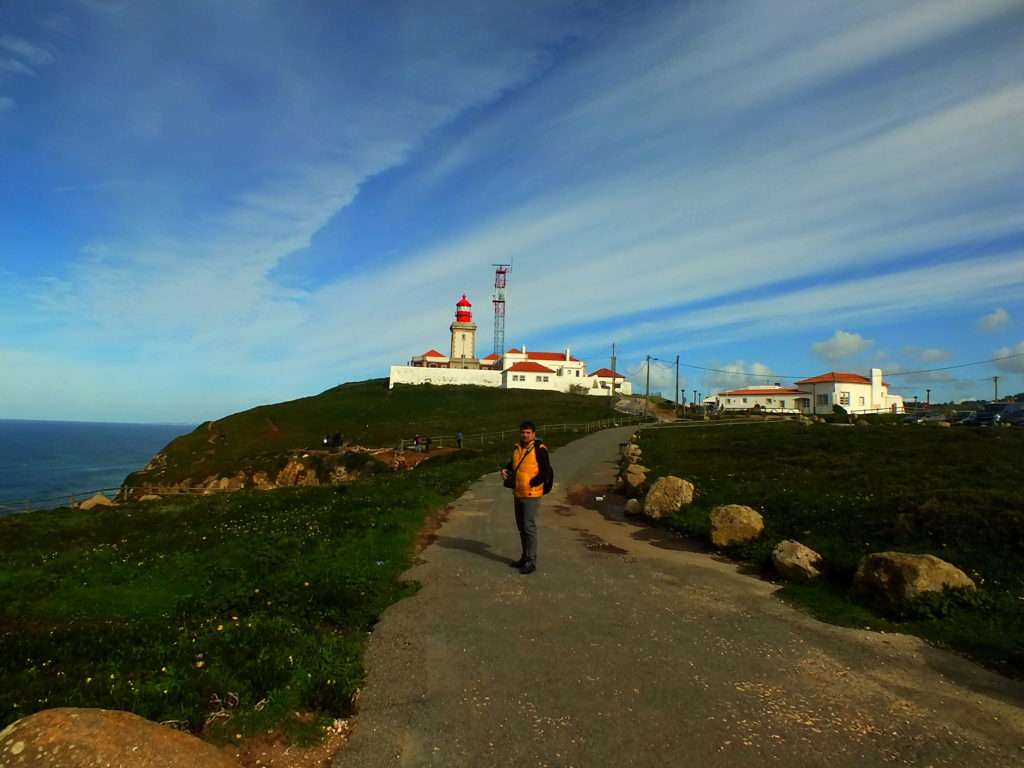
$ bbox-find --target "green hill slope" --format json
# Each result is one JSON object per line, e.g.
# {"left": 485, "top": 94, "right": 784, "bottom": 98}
{"left": 127, "top": 379, "right": 621, "bottom": 487}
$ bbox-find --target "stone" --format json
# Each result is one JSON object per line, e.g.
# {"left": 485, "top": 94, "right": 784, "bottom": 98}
{"left": 937, "top": 421, "right": 951, "bottom": 428}
{"left": 0, "top": 707, "right": 241, "bottom": 768}
{"left": 139, "top": 494, "right": 162, "bottom": 502}
{"left": 622, "top": 465, "right": 649, "bottom": 497}
{"left": 251, "top": 471, "right": 274, "bottom": 490}
{"left": 856, "top": 420, "right": 870, "bottom": 428}
{"left": 79, "top": 493, "right": 114, "bottom": 511}
{"left": 853, "top": 552, "right": 975, "bottom": 613}
{"left": 276, "top": 460, "right": 319, "bottom": 487}
{"left": 772, "top": 540, "right": 823, "bottom": 581}
{"left": 709, "top": 504, "right": 764, "bottom": 547}
{"left": 642, "top": 475, "right": 695, "bottom": 519}
{"left": 624, "top": 498, "right": 643, "bottom": 516}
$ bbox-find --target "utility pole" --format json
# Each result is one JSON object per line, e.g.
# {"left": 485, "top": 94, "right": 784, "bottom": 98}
{"left": 644, "top": 355, "right": 651, "bottom": 418}
{"left": 994, "top": 375, "right": 1000, "bottom": 401}
{"left": 926, "top": 388, "right": 931, "bottom": 405}
{"left": 610, "top": 343, "right": 617, "bottom": 406}
{"left": 674, "top": 354, "right": 680, "bottom": 409}
{"left": 692, "top": 389, "right": 697, "bottom": 409}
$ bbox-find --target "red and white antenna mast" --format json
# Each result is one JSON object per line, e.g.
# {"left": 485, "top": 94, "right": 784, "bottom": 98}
{"left": 492, "top": 264, "right": 510, "bottom": 356}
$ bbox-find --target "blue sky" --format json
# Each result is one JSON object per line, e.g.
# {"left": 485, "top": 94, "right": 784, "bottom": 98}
{"left": 2, "top": 0, "right": 1023, "bottom": 422}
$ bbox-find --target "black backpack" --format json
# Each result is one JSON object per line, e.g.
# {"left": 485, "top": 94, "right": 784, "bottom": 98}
{"left": 540, "top": 445, "right": 555, "bottom": 495}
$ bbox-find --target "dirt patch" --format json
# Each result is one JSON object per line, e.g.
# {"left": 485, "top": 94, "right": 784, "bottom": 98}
{"left": 415, "top": 504, "right": 453, "bottom": 555}
{"left": 225, "top": 718, "right": 351, "bottom": 768}
{"left": 570, "top": 527, "right": 628, "bottom": 555}
{"left": 372, "top": 446, "right": 458, "bottom": 471}
{"left": 552, "top": 504, "right": 575, "bottom": 517}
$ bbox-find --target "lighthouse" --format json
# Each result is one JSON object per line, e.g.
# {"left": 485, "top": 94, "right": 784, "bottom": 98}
{"left": 449, "top": 293, "right": 479, "bottom": 369}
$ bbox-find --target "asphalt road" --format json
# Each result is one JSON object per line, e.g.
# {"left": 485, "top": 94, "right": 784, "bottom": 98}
{"left": 334, "top": 426, "right": 1024, "bottom": 767}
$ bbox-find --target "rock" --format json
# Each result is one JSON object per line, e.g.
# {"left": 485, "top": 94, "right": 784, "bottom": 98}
{"left": 139, "top": 494, "right": 162, "bottom": 502}
{"left": 856, "top": 420, "right": 870, "bottom": 428}
{"left": 936, "top": 421, "right": 951, "bottom": 428}
{"left": 853, "top": 552, "right": 975, "bottom": 613}
{"left": 80, "top": 493, "right": 114, "bottom": 511}
{"left": 276, "top": 460, "right": 319, "bottom": 487}
{"left": 622, "top": 465, "right": 649, "bottom": 497}
{"left": 624, "top": 498, "right": 643, "bottom": 516}
{"left": 251, "top": 471, "right": 274, "bottom": 490}
{"left": 0, "top": 707, "right": 241, "bottom": 768}
{"left": 709, "top": 504, "right": 764, "bottom": 547}
{"left": 642, "top": 475, "right": 695, "bottom": 519}
{"left": 772, "top": 540, "right": 823, "bottom": 581}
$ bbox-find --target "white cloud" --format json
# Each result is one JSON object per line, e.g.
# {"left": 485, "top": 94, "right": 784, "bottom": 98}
{"left": 0, "top": 58, "right": 35, "bottom": 76}
{"left": 0, "top": 96, "right": 13, "bottom": 112}
{"left": 994, "top": 341, "right": 1024, "bottom": 373}
{"left": 701, "top": 361, "right": 777, "bottom": 396}
{"left": 0, "top": 35, "right": 53, "bottom": 66}
{"left": 978, "top": 307, "right": 1010, "bottom": 331}
{"left": 812, "top": 331, "right": 874, "bottom": 362}
{"left": 625, "top": 359, "right": 686, "bottom": 399}
{"left": 903, "top": 346, "right": 951, "bottom": 362}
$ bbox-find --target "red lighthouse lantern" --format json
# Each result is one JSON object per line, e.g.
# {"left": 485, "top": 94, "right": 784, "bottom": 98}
{"left": 455, "top": 294, "right": 473, "bottom": 323}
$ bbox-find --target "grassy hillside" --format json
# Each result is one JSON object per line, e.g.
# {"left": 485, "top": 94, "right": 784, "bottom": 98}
{"left": 128, "top": 379, "right": 620, "bottom": 487}
{"left": 639, "top": 421, "right": 1024, "bottom": 675}
{"left": 0, "top": 405, "right": 624, "bottom": 738}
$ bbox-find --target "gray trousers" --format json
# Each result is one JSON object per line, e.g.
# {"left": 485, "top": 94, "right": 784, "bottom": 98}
{"left": 514, "top": 496, "right": 540, "bottom": 564}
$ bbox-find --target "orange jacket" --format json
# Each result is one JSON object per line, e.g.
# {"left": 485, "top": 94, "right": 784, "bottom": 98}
{"left": 508, "top": 440, "right": 549, "bottom": 499}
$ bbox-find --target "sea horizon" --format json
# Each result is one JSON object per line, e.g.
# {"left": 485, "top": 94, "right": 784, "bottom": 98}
{"left": 0, "top": 419, "right": 193, "bottom": 514}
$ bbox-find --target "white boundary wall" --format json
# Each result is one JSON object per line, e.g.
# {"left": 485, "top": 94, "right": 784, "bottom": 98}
{"left": 389, "top": 366, "right": 501, "bottom": 389}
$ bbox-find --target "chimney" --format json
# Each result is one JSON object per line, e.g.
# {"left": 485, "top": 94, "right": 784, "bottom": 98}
{"left": 522, "top": 344, "right": 527, "bottom": 356}
{"left": 565, "top": 347, "right": 571, "bottom": 361}
{"left": 871, "top": 368, "right": 883, "bottom": 411}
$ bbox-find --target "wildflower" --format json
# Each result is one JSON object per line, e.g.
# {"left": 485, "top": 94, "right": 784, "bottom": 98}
{"left": 195, "top": 660, "right": 205, "bottom": 669}
{"left": 217, "top": 625, "right": 224, "bottom": 631}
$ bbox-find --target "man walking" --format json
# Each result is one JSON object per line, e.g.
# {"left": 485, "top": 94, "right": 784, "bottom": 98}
{"left": 500, "top": 420, "right": 551, "bottom": 575}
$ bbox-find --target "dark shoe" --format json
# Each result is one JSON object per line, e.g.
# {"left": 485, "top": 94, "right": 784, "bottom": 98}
{"left": 509, "top": 557, "right": 527, "bottom": 568}
{"left": 519, "top": 562, "right": 536, "bottom": 574}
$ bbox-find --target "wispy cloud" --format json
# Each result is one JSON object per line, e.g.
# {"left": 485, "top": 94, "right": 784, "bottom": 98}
{"left": 978, "top": 307, "right": 1011, "bottom": 331}
{"left": 994, "top": 341, "right": 1024, "bottom": 373}
{"left": 0, "top": 96, "right": 13, "bottom": 112}
{"left": 0, "top": 35, "right": 54, "bottom": 75}
{"left": 812, "top": 331, "right": 874, "bottom": 363}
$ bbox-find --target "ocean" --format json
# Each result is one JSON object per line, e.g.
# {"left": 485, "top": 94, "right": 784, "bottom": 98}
{"left": 0, "top": 419, "right": 192, "bottom": 514}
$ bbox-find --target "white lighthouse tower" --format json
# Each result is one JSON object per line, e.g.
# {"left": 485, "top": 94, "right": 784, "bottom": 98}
{"left": 449, "top": 294, "right": 479, "bottom": 369}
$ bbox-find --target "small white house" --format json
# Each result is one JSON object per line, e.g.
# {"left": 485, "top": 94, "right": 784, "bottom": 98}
{"left": 710, "top": 369, "right": 903, "bottom": 415}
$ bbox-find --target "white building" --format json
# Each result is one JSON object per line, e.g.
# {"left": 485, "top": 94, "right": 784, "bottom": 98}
{"left": 711, "top": 369, "right": 904, "bottom": 415}
{"left": 388, "top": 294, "right": 633, "bottom": 396}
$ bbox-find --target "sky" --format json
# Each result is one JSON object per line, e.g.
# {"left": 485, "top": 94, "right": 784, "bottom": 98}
{"left": 1, "top": 0, "right": 1023, "bottom": 422}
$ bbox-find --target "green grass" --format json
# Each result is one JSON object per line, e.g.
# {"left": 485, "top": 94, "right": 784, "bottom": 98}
{"left": 638, "top": 421, "right": 1024, "bottom": 675}
{"left": 129, "top": 379, "right": 619, "bottom": 487}
{"left": 1, "top": 383, "right": 621, "bottom": 737}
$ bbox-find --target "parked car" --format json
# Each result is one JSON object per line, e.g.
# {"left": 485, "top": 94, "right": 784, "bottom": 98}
{"left": 995, "top": 403, "right": 1024, "bottom": 426}
{"left": 951, "top": 410, "right": 978, "bottom": 426}
{"left": 972, "top": 402, "right": 1023, "bottom": 426}
{"left": 902, "top": 410, "right": 949, "bottom": 425}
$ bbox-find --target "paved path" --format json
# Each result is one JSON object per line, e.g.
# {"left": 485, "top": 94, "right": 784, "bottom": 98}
{"left": 335, "top": 427, "right": 1024, "bottom": 767}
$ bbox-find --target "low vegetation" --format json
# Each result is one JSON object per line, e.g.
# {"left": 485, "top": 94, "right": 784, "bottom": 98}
{"left": 0, "top": 386, "right": 621, "bottom": 737}
{"left": 639, "top": 421, "right": 1024, "bottom": 676}
{"left": 128, "top": 379, "right": 618, "bottom": 487}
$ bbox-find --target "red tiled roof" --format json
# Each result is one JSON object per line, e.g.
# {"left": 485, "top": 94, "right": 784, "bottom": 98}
{"left": 795, "top": 372, "right": 871, "bottom": 385}
{"left": 591, "top": 368, "right": 626, "bottom": 378}
{"left": 528, "top": 351, "right": 581, "bottom": 362}
{"left": 722, "top": 387, "right": 805, "bottom": 396}
{"left": 482, "top": 353, "right": 500, "bottom": 360}
{"left": 507, "top": 348, "right": 521, "bottom": 353}
{"left": 507, "top": 361, "right": 555, "bottom": 373}
{"left": 422, "top": 349, "right": 447, "bottom": 358}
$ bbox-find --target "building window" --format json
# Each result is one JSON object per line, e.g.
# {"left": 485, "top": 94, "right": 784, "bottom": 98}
{"left": 839, "top": 391, "right": 850, "bottom": 406}
{"left": 858, "top": 396, "right": 865, "bottom": 406}
{"left": 778, "top": 400, "right": 785, "bottom": 408}
{"left": 742, "top": 398, "right": 747, "bottom": 404}
{"left": 576, "top": 370, "right": 580, "bottom": 377}
{"left": 726, "top": 398, "right": 732, "bottom": 404}
{"left": 536, "top": 375, "right": 543, "bottom": 382}
{"left": 542, "top": 376, "right": 549, "bottom": 382}
{"left": 816, "top": 394, "right": 829, "bottom": 406}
